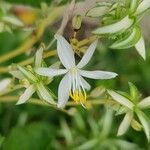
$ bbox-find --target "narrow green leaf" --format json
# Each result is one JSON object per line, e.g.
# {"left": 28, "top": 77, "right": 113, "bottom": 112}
{"left": 93, "top": 16, "right": 134, "bottom": 35}
{"left": 110, "top": 26, "right": 141, "bottom": 49}
{"left": 128, "top": 82, "right": 140, "bottom": 103}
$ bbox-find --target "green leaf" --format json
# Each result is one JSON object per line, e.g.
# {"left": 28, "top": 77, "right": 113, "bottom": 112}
{"left": 60, "top": 119, "right": 73, "bottom": 146}
{"left": 86, "top": 6, "right": 109, "bottom": 18}
{"left": 110, "top": 26, "right": 141, "bottom": 49}
{"left": 128, "top": 82, "right": 140, "bottom": 103}
{"left": 93, "top": 16, "right": 134, "bottom": 35}
{"left": 2, "top": 123, "right": 56, "bottom": 150}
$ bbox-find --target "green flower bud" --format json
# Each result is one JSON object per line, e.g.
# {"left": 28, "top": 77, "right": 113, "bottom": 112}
{"left": 72, "top": 14, "right": 82, "bottom": 30}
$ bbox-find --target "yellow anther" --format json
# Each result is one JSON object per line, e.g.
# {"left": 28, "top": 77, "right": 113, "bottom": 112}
{"left": 70, "top": 90, "right": 87, "bottom": 105}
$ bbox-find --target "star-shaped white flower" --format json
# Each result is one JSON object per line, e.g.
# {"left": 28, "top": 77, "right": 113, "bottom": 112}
{"left": 36, "top": 34, "right": 117, "bottom": 108}
{"left": 108, "top": 88, "right": 150, "bottom": 141}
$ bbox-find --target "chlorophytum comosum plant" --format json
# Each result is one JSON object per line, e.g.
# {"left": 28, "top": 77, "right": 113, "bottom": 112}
{"left": 0, "top": 0, "right": 150, "bottom": 142}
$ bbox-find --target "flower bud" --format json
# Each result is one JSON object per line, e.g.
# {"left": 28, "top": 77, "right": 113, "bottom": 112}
{"left": 72, "top": 15, "right": 82, "bottom": 30}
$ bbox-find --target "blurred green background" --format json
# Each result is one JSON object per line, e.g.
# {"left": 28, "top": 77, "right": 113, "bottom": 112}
{"left": 0, "top": 0, "right": 150, "bottom": 149}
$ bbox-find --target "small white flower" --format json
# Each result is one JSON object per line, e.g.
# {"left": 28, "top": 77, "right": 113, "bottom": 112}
{"left": 36, "top": 34, "right": 117, "bottom": 108}
{"left": 0, "top": 78, "right": 11, "bottom": 92}
{"left": 108, "top": 89, "right": 150, "bottom": 141}
{"left": 10, "top": 47, "right": 56, "bottom": 105}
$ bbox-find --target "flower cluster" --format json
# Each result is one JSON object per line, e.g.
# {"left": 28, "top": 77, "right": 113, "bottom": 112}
{"left": 108, "top": 82, "right": 150, "bottom": 140}
{"left": 10, "top": 34, "right": 117, "bottom": 108}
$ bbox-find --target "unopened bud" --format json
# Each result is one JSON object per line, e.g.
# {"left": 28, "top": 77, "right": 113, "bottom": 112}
{"left": 72, "top": 15, "right": 82, "bottom": 30}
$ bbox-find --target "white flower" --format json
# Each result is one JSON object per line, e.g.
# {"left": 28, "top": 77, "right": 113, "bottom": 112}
{"left": 36, "top": 34, "right": 118, "bottom": 108}
{"left": 10, "top": 47, "right": 56, "bottom": 105}
{"left": 0, "top": 78, "right": 11, "bottom": 92}
{"left": 108, "top": 89, "right": 150, "bottom": 141}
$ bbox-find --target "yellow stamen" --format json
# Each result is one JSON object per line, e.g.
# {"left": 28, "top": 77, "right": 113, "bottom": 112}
{"left": 69, "top": 90, "right": 87, "bottom": 105}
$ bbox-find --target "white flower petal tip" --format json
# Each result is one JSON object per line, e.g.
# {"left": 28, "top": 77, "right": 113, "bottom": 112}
{"left": 54, "top": 34, "right": 75, "bottom": 69}
{"left": 36, "top": 68, "right": 67, "bottom": 77}
{"left": 0, "top": 78, "right": 11, "bottom": 92}
{"left": 77, "top": 40, "right": 98, "bottom": 68}
{"left": 79, "top": 70, "right": 118, "bottom": 80}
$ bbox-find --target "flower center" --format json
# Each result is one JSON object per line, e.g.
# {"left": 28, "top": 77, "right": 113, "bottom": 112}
{"left": 70, "top": 89, "right": 87, "bottom": 105}
{"left": 70, "top": 66, "right": 77, "bottom": 74}
{"left": 68, "top": 70, "right": 87, "bottom": 107}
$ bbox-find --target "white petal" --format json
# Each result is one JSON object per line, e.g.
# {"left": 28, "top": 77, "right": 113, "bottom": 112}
{"left": 117, "top": 112, "right": 133, "bottom": 136}
{"left": 35, "top": 46, "right": 43, "bottom": 68}
{"left": 9, "top": 70, "right": 24, "bottom": 79}
{"left": 77, "top": 40, "right": 98, "bottom": 68}
{"left": 80, "top": 76, "right": 91, "bottom": 91}
{"left": 138, "top": 96, "right": 150, "bottom": 109}
{"left": 79, "top": 70, "right": 118, "bottom": 79}
{"left": 107, "top": 90, "right": 134, "bottom": 109}
{"left": 17, "top": 85, "right": 35, "bottom": 105}
{"left": 137, "top": 111, "right": 150, "bottom": 141}
{"left": 0, "top": 78, "right": 11, "bottom": 92}
{"left": 55, "top": 34, "right": 75, "bottom": 69}
{"left": 36, "top": 82, "right": 55, "bottom": 104}
{"left": 36, "top": 68, "right": 67, "bottom": 77}
{"left": 57, "top": 73, "right": 71, "bottom": 108}
{"left": 135, "top": 36, "right": 146, "bottom": 60}
{"left": 136, "top": 0, "right": 150, "bottom": 15}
